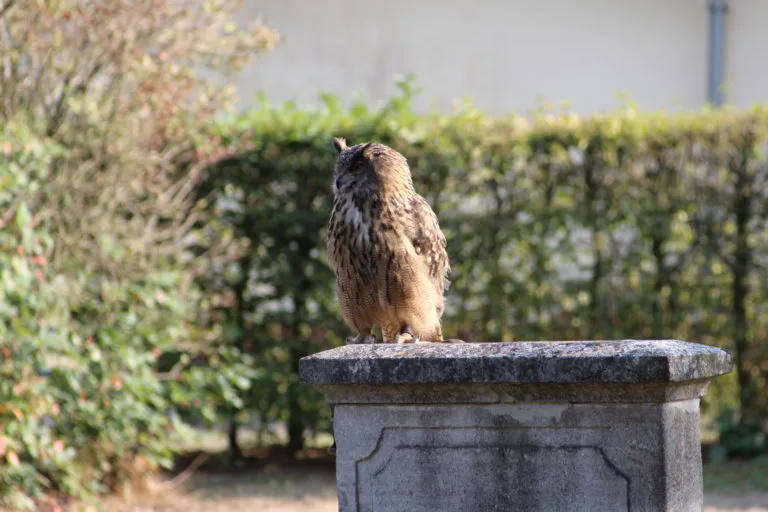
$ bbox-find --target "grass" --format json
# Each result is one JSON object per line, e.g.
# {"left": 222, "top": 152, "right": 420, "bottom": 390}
{"left": 704, "top": 456, "right": 768, "bottom": 493}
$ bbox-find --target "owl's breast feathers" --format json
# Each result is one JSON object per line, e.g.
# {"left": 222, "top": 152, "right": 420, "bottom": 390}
{"left": 327, "top": 192, "right": 450, "bottom": 304}
{"left": 326, "top": 195, "right": 378, "bottom": 278}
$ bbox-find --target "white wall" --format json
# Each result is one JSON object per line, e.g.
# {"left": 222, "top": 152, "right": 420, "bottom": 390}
{"left": 236, "top": 0, "right": 714, "bottom": 115}
{"left": 724, "top": 0, "right": 768, "bottom": 108}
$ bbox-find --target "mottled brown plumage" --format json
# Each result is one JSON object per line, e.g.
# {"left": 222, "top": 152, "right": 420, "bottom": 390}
{"left": 326, "top": 137, "right": 452, "bottom": 344}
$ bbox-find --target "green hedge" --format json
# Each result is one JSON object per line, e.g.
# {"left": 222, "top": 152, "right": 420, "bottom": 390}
{"left": 205, "top": 85, "right": 768, "bottom": 451}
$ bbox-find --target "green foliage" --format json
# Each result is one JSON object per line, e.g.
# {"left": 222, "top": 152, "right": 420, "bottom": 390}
{"left": 205, "top": 81, "right": 768, "bottom": 451}
{"left": 0, "top": 135, "right": 73, "bottom": 511}
{"left": 0, "top": 0, "right": 278, "bottom": 275}
{"left": 703, "top": 455, "right": 768, "bottom": 491}
{"left": 0, "top": 132, "right": 257, "bottom": 510}
{"left": 196, "top": 108, "right": 348, "bottom": 451}
{"left": 0, "top": 1, "right": 277, "bottom": 508}
{"left": 710, "top": 407, "right": 767, "bottom": 461}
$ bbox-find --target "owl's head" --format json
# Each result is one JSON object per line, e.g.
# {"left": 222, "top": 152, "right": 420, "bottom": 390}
{"left": 330, "top": 137, "right": 413, "bottom": 196}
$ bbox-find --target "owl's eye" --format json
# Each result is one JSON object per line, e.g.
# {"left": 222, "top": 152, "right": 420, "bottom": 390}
{"left": 350, "top": 161, "right": 365, "bottom": 172}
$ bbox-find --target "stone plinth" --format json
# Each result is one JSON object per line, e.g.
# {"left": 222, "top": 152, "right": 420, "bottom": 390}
{"left": 299, "top": 340, "right": 732, "bottom": 512}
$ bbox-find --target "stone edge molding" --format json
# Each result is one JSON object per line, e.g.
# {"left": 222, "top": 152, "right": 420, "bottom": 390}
{"left": 299, "top": 339, "right": 733, "bottom": 386}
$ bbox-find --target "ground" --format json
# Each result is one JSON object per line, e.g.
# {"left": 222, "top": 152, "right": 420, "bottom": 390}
{"left": 99, "top": 451, "right": 768, "bottom": 512}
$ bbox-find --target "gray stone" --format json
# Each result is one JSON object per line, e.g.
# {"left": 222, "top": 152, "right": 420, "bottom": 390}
{"left": 299, "top": 339, "right": 733, "bottom": 385}
{"left": 299, "top": 340, "right": 732, "bottom": 512}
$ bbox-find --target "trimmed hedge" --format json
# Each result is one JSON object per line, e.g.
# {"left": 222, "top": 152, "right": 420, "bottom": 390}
{"left": 205, "top": 85, "right": 768, "bottom": 451}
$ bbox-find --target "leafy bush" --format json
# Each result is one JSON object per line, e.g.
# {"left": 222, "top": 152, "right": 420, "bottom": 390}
{"left": 0, "top": 1, "right": 277, "bottom": 508}
{"left": 0, "top": 134, "right": 76, "bottom": 510}
{"left": 204, "top": 82, "right": 768, "bottom": 450}
{"left": 710, "top": 407, "right": 767, "bottom": 461}
{"left": 0, "top": 0, "right": 277, "bottom": 276}
{"left": 0, "top": 131, "right": 258, "bottom": 510}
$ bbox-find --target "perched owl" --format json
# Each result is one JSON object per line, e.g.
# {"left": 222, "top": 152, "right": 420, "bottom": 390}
{"left": 326, "top": 137, "right": 454, "bottom": 344}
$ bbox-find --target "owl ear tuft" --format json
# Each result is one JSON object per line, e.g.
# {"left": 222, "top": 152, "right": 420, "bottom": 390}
{"left": 331, "top": 137, "right": 347, "bottom": 153}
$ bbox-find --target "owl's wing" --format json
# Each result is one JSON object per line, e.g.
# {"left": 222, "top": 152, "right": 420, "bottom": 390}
{"left": 406, "top": 195, "right": 451, "bottom": 296}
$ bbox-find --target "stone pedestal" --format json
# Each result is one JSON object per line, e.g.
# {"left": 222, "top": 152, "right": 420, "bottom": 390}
{"left": 299, "top": 340, "right": 732, "bottom": 512}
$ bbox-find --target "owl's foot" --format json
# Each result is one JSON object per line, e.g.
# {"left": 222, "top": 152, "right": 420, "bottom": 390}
{"left": 395, "top": 332, "right": 420, "bottom": 344}
{"left": 395, "top": 326, "right": 420, "bottom": 344}
{"left": 346, "top": 334, "right": 377, "bottom": 345}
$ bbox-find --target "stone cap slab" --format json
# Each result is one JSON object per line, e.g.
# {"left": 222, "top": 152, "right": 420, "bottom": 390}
{"left": 299, "top": 339, "right": 732, "bottom": 385}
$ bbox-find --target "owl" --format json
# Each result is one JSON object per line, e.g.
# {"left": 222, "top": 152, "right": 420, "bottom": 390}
{"left": 326, "top": 137, "right": 454, "bottom": 344}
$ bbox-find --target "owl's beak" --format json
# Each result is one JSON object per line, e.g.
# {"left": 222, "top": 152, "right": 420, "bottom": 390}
{"left": 335, "top": 175, "right": 343, "bottom": 191}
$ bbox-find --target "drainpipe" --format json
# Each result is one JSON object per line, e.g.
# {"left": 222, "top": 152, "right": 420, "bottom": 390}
{"left": 708, "top": 0, "right": 728, "bottom": 106}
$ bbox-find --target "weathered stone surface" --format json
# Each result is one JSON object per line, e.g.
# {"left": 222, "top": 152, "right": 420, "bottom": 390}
{"left": 300, "top": 340, "right": 733, "bottom": 512}
{"left": 299, "top": 339, "right": 732, "bottom": 385}
{"left": 316, "top": 379, "right": 715, "bottom": 404}
{"left": 333, "top": 400, "right": 703, "bottom": 511}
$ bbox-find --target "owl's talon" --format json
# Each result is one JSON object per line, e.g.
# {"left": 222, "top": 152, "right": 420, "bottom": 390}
{"left": 346, "top": 334, "right": 377, "bottom": 345}
{"left": 395, "top": 332, "right": 419, "bottom": 344}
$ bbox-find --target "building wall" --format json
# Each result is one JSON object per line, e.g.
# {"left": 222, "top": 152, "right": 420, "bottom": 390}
{"left": 725, "top": 0, "right": 768, "bottom": 108}
{"left": 235, "top": 0, "right": 759, "bottom": 115}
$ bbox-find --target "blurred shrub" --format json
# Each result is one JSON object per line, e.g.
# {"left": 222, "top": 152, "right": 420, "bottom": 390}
{"left": 710, "top": 407, "right": 767, "bottom": 461}
{"left": 0, "top": 131, "right": 257, "bottom": 510}
{"left": 0, "top": 0, "right": 277, "bottom": 275}
{"left": 0, "top": 1, "right": 277, "bottom": 509}
{"left": 204, "top": 81, "right": 768, "bottom": 451}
